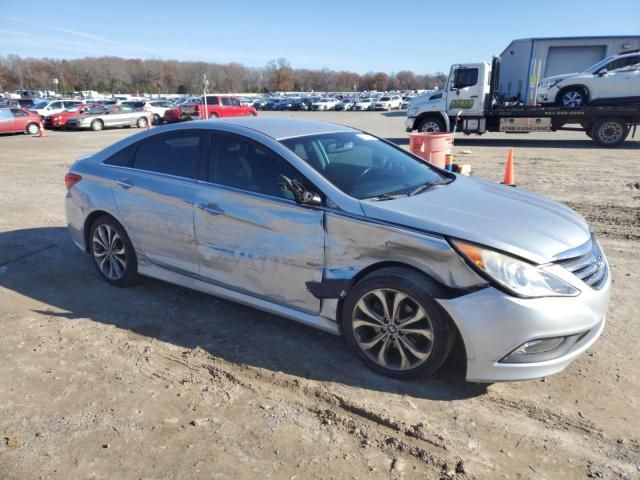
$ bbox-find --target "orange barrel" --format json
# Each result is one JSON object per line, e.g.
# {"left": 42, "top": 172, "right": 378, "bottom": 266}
{"left": 408, "top": 132, "right": 454, "bottom": 169}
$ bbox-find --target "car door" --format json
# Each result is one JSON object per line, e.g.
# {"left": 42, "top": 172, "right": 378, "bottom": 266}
{"left": 219, "top": 96, "right": 235, "bottom": 117}
{"left": 109, "top": 129, "right": 206, "bottom": 274}
{"left": 10, "top": 108, "right": 29, "bottom": 131}
{"left": 0, "top": 109, "right": 14, "bottom": 132}
{"left": 193, "top": 132, "right": 325, "bottom": 314}
{"left": 590, "top": 55, "right": 640, "bottom": 102}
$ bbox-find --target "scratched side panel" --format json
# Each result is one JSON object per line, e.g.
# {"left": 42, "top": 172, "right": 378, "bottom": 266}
{"left": 324, "top": 212, "right": 486, "bottom": 290}
{"left": 194, "top": 187, "right": 324, "bottom": 314}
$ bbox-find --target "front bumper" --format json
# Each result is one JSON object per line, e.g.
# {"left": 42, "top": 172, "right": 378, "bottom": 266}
{"left": 437, "top": 270, "right": 610, "bottom": 382}
{"left": 536, "top": 86, "right": 559, "bottom": 105}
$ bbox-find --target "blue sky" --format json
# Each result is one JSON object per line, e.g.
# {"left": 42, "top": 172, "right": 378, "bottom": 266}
{"left": 0, "top": 0, "right": 638, "bottom": 73}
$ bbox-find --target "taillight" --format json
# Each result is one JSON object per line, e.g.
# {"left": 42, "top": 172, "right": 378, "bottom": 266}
{"left": 65, "top": 172, "right": 82, "bottom": 189}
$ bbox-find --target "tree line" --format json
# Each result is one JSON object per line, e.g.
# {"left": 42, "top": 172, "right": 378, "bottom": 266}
{"left": 0, "top": 55, "right": 447, "bottom": 94}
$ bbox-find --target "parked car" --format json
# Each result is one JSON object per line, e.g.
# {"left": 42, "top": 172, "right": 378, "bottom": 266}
{"left": 0, "top": 107, "right": 42, "bottom": 135}
{"left": 354, "top": 98, "right": 375, "bottom": 111}
{"left": 335, "top": 99, "right": 355, "bottom": 111}
{"left": 537, "top": 51, "right": 640, "bottom": 107}
{"left": 252, "top": 98, "right": 270, "bottom": 110}
{"left": 66, "top": 105, "right": 153, "bottom": 131}
{"left": 29, "top": 100, "right": 82, "bottom": 119}
{"left": 0, "top": 98, "right": 36, "bottom": 109}
{"left": 290, "top": 98, "right": 313, "bottom": 111}
{"left": 311, "top": 98, "right": 340, "bottom": 110}
{"left": 374, "top": 95, "right": 403, "bottom": 110}
{"left": 120, "top": 100, "right": 172, "bottom": 124}
{"left": 164, "top": 95, "right": 258, "bottom": 122}
{"left": 64, "top": 117, "right": 609, "bottom": 382}
{"left": 44, "top": 103, "right": 102, "bottom": 128}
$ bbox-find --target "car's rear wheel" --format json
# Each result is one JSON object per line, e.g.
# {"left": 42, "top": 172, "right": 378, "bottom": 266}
{"left": 416, "top": 116, "right": 445, "bottom": 132}
{"left": 152, "top": 114, "right": 161, "bottom": 125}
{"left": 26, "top": 122, "right": 40, "bottom": 135}
{"left": 89, "top": 215, "right": 139, "bottom": 287}
{"left": 136, "top": 117, "right": 148, "bottom": 128}
{"left": 90, "top": 119, "right": 103, "bottom": 131}
{"left": 341, "top": 267, "right": 454, "bottom": 379}
{"left": 558, "top": 87, "right": 587, "bottom": 108}
{"left": 591, "top": 117, "right": 629, "bottom": 147}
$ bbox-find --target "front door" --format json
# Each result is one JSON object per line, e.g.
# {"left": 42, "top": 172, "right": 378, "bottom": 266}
{"left": 446, "top": 65, "right": 486, "bottom": 117}
{"left": 194, "top": 132, "right": 324, "bottom": 314}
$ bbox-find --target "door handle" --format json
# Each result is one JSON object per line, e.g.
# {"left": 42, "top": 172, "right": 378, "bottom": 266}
{"left": 470, "top": 95, "right": 478, "bottom": 98}
{"left": 197, "top": 202, "right": 224, "bottom": 216}
{"left": 115, "top": 178, "right": 133, "bottom": 189}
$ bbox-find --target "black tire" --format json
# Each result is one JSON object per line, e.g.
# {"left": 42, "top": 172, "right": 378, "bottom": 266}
{"left": 90, "top": 119, "right": 103, "bottom": 131}
{"left": 89, "top": 215, "right": 140, "bottom": 287}
{"left": 152, "top": 114, "right": 161, "bottom": 125}
{"left": 341, "top": 267, "right": 455, "bottom": 379}
{"left": 208, "top": 113, "right": 218, "bottom": 119}
{"left": 591, "top": 117, "right": 629, "bottom": 147}
{"left": 26, "top": 122, "right": 40, "bottom": 135}
{"left": 557, "top": 87, "right": 588, "bottom": 108}
{"left": 415, "top": 116, "right": 446, "bottom": 133}
{"left": 136, "top": 117, "right": 148, "bottom": 128}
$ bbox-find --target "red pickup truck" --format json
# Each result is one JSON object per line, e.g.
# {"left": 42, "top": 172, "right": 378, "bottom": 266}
{"left": 164, "top": 95, "right": 257, "bottom": 123}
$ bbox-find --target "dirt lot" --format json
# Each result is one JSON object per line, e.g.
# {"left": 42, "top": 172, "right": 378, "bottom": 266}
{"left": 1, "top": 111, "right": 639, "bottom": 480}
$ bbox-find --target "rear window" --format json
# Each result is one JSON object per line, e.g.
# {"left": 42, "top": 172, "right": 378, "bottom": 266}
{"left": 132, "top": 131, "right": 204, "bottom": 179}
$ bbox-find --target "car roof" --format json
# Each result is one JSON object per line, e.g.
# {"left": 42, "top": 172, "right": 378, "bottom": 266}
{"left": 190, "top": 117, "right": 357, "bottom": 140}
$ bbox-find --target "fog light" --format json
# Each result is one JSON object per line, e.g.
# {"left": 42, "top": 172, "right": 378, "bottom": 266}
{"left": 513, "top": 337, "right": 565, "bottom": 355}
{"left": 499, "top": 332, "right": 587, "bottom": 364}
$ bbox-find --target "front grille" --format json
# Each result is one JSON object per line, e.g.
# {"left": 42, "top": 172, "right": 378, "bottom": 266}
{"left": 555, "top": 237, "right": 607, "bottom": 289}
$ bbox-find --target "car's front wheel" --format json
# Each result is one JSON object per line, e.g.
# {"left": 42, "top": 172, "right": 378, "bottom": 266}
{"left": 136, "top": 117, "right": 148, "bottom": 128}
{"left": 26, "top": 122, "right": 40, "bottom": 135}
{"left": 341, "top": 267, "right": 454, "bottom": 379}
{"left": 89, "top": 215, "right": 140, "bottom": 287}
{"left": 558, "top": 87, "right": 587, "bottom": 108}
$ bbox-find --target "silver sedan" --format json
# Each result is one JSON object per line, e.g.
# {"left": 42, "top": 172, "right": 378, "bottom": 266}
{"left": 64, "top": 118, "right": 610, "bottom": 382}
{"left": 66, "top": 105, "right": 153, "bottom": 131}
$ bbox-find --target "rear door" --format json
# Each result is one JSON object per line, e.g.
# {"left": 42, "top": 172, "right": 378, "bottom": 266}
{"left": 109, "top": 129, "right": 207, "bottom": 274}
{"left": 219, "top": 96, "right": 234, "bottom": 117}
{"left": 193, "top": 132, "right": 324, "bottom": 313}
{"left": 10, "top": 108, "right": 29, "bottom": 131}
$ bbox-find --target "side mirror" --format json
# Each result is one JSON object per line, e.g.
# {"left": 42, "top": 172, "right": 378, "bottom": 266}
{"left": 597, "top": 68, "right": 608, "bottom": 76}
{"left": 280, "top": 174, "right": 322, "bottom": 206}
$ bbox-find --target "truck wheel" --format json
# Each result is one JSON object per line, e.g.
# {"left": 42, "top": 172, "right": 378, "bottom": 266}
{"left": 416, "top": 117, "right": 445, "bottom": 133}
{"left": 591, "top": 118, "right": 628, "bottom": 147}
{"left": 558, "top": 87, "right": 587, "bottom": 108}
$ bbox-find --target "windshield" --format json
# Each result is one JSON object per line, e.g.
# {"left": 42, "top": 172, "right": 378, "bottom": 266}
{"left": 32, "top": 101, "right": 48, "bottom": 109}
{"left": 584, "top": 56, "right": 616, "bottom": 73}
{"left": 280, "top": 132, "right": 448, "bottom": 199}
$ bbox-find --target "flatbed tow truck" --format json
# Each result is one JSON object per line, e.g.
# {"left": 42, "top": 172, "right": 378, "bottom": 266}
{"left": 406, "top": 57, "right": 640, "bottom": 147}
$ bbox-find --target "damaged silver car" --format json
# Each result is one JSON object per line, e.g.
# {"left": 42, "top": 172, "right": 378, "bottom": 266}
{"left": 64, "top": 118, "right": 610, "bottom": 382}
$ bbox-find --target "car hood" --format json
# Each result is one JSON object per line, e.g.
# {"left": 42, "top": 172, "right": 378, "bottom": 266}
{"left": 360, "top": 175, "right": 590, "bottom": 264}
{"left": 540, "top": 72, "right": 579, "bottom": 84}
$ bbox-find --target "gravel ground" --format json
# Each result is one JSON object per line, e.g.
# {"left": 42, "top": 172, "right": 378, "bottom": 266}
{"left": 1, "top": 111, "right": 639, "bottom": 480}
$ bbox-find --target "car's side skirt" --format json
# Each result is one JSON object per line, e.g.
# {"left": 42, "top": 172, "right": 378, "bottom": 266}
{"left": 137, "top": 261, "right": 341, "bottom": 336}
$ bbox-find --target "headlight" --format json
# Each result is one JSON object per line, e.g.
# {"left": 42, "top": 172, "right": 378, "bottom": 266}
{"left": 451, "top": 239, "right": 580, "bottom": 298}
{"left": 539, "top": 79, "right": 561, "bottom": 89}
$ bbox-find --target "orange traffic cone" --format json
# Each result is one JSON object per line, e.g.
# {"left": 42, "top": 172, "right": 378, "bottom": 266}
{"left": 502, "top": 148, "right": 515, "bottom": 186}
{"left": 146, "top": 118, "right": 152, "bottom": 130}
{"left": 38, "top": 121, "right": 47, "bottom": 137}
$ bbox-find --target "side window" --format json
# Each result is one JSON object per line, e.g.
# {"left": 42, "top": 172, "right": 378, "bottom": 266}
{"left": 210, "top": 134, "right": 300, "bottom": 200}
{"left": 205, "top": 96, "right": 219, "bottom": 105}
{"left": 50, "top": 102, "right": 63, "bottom": 109}
{"left": 104, "top": 143, "right": 137, "bottom": 167}
{"left": 133, "top": 131, "right": 204, "bottom": 178}
{"left": 11, "top": 109, "right": 27, "bottom": 117}
{"left": 221, "top": 97, "right": 232, "bottom": 106}
{"left": 453, "top": 68, "right": 479, "bottom": 89}
{"left": 0, "top": 109, "right": 13, "bottom": 120}
{"left": 231, "top": 98, "right": 241, "bottom": 106}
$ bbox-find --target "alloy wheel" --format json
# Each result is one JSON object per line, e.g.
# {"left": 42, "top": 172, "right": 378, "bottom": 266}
{"left": 92, "top": 224, "right": 127, "bottom": 280}
{"left": 562, "top": 91, "right": 583, "bottom": 108}
{"left": 352, "top": 288, "right": 434, "bottom": 371}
